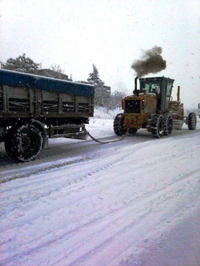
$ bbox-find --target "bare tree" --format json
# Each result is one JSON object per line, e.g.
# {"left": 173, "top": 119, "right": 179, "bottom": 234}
{"left": 107, "top": 91, "right": 126, "bottom": 110}
{"left": 50, "top": 64, "right": 65, "bottom": 74}
{"left": 36, "top": 64, "right": 69, "bottom": 80}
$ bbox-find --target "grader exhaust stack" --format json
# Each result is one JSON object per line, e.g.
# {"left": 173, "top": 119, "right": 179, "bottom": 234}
{"left": 177, "top": 86, "right": 180, "bottom": 102}
{"left": 133, "top": 76, "right": 139, "bottom": 95}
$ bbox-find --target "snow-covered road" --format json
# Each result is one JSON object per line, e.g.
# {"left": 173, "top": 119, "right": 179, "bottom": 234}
{"left": 0, "top": 115, "right": 200, "bottom": 266}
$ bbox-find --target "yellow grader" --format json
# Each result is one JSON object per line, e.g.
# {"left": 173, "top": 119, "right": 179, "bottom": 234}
{"left": 114, "top": 77, "right": 197, "bottom": 138}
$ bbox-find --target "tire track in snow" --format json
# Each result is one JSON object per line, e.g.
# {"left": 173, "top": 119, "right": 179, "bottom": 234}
{"left": 0, "top": 139, "right": 126, "bottom": 184}
{"left": 32, "top": 177, "right": 200, "bottom": 266}
{"left": 47, "top": 173, "right": 200, "bottom": 266}
{"left": 1, "top": 167, "right": 199, "bottom": 266}
{"left": 0, "top": 145, "right": 140, "bottom": 229}
{"left": 0, "top": 134, "right": 134, "bottom": 170}
{"left": 1, "top": 146, "right": 199, "bottom": 230}
{"left": 0, "top": 139, "right": 100, "bottom": 178}
{"left": 0, "top": 134, "right": 147, "bottom": 183}
{"left": 0, "top": 144, "right": 124, "bottom": 200}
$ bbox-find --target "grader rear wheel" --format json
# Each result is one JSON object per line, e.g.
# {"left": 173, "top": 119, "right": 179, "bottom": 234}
{"left": 164, "top": 114, "right": 173, "bottom": 135}
{"left": 113, "top": 113, "right": 126, "bottom": 136}
{"left": 151, "top": 114, "right": 164, "bottom": 138}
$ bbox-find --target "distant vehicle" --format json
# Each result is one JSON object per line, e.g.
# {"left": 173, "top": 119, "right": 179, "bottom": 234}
{"left": 114, "top": 76, "right": 197, "bottom": 138}
{"left": 198, "top": 103, "right": 200, "bottom": 118}
{"left": 0, "top": 69, "right": 94, "bottom": 162}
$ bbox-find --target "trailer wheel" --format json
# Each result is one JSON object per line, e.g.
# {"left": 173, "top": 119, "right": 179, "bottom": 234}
{"left": 5, "top": 124, "right": 43, "bottom": 162}
{"left": 151, "top": 114, "right": 164, "bottom": 138}
{"left": 188, "top": 112, "right": 197, "bottom": 130}
{"left": 5, "top": 127, "right": 19, "bottom": 161}
{"left": 129, "top": 128, "right": 138, "bottom": 135}
{"left": 164, "top": 114, "right": 173, "bottom": 135}
{"left": 30, "top": 119, "right": 48, "bottom": 149}
{"left": 113, "top": 113, "right": 126, "bottom": 136}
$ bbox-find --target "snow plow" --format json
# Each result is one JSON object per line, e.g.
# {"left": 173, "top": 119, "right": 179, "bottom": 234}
{"left": 114, "top": 76, "right": 197, "bottom": 138}
{"left": 0, "top": 69, "right": 94, "bottom": 162}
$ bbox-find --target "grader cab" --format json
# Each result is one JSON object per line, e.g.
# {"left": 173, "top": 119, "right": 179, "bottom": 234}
{"left": 114, "top": 76, "right": 196, "bottom": 138}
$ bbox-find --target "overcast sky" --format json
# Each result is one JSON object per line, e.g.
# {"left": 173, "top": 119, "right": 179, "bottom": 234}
{"left": 0, "top": 0, "right": 200, "bottom": 108}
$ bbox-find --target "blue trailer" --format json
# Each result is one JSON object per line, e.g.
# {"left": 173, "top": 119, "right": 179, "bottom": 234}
{"left": 0, "top": 69, "right": 95, "bottom": 162}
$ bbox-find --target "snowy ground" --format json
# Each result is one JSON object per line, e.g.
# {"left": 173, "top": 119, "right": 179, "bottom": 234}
{"left": 0, "top": 108, "right": 200, "bottom": 266}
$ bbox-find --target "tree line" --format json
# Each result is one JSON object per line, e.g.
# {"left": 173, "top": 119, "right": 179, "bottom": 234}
{"left": 0, "top": 54, "right": 125, "bottom": 109}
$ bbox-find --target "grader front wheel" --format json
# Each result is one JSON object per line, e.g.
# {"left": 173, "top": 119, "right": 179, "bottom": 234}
{"left": 151, "top": 115, "right": 164, "bottom": 138}
{"left": 113, "top": 113, "right": 126, "bottom": 136}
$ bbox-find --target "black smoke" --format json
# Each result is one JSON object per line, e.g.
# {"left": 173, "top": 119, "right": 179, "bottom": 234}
{"left": 131, "top": 46, "right": 167, "bottom": 77}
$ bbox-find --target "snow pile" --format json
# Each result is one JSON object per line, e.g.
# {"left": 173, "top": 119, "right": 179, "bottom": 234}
{"left": 93, "top": 106, "right": 122, "bottom": 119}
{"left": 86, "top": 107, "right": 121, "bottom": 138}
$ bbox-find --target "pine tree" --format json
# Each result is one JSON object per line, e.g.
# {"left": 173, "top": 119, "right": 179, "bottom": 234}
{"left": 1, "top": 54, "right": 40, "bottom": 73}
{"left": 87, "top": 64, "right": 110, "bottom": 107}
{"left": 87, "top": 64, "right": 104, "bottom": 87}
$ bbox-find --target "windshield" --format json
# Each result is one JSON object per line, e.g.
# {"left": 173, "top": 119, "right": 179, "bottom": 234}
{"left": 143, "top": 82, "right": 161, "bottom": 95}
